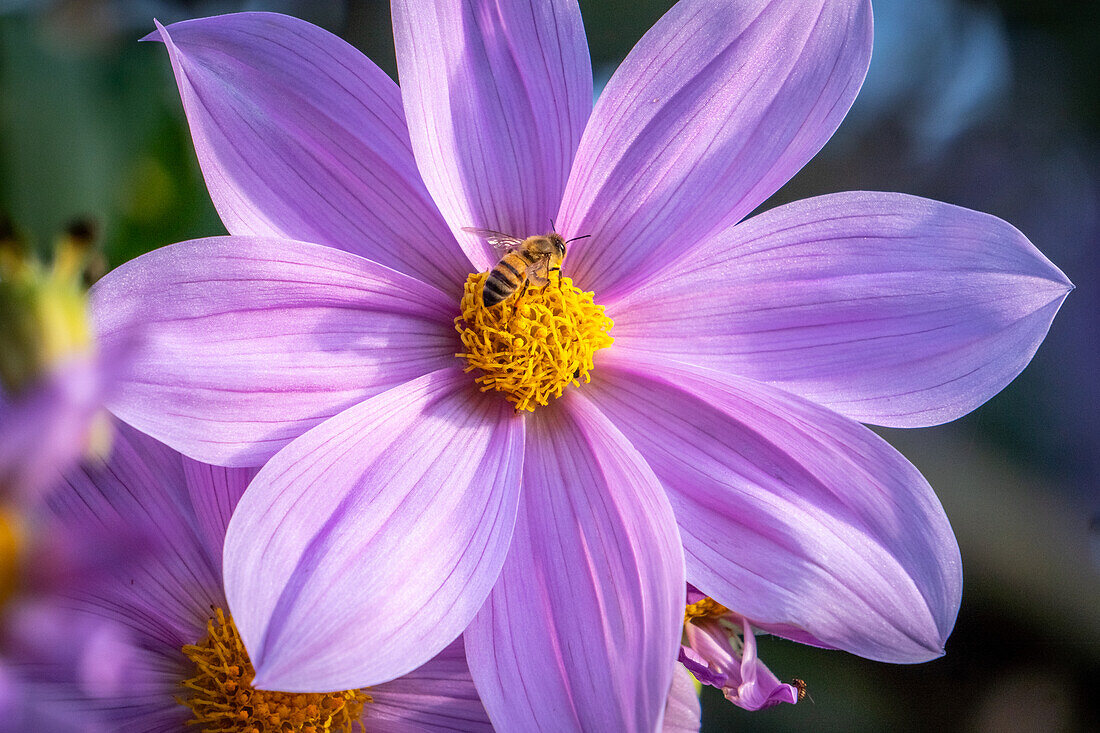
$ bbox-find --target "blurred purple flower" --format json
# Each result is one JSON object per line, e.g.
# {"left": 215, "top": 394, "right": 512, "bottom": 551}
{"left": 30, "top": 419, "right": 493, "bottom": 731}
{"left": 0, "top": 357, "right": 109, "bottom": 504}
{"left": 90, "top": 1, "right": 1070, "bottom": 728}
{"left": 0, "top": 471, "right": 147, "bottom": 731}
{"left": 0, "top": 223, "right": 129, "bottom": 505}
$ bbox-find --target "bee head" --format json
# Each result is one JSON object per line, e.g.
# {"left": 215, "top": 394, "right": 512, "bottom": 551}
{"left": 549, "top": 233, "right": 567, "bottom": 258}
{"left": 556, "top": 232, "right": 590, "bottom": 258}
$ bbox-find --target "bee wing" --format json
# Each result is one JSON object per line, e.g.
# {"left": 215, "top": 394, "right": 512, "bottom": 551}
{"left": 525, "top": 253, "right": 552, "bottom": 285}
{"left": 461, "top": 227, "right": 525, "bottom": 251}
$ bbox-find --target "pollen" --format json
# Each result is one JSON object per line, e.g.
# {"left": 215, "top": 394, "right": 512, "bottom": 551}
{"left": 684, "top": 596, "right": 731, "bottom": 623}
{"left": 179, "top": 606, "right": 371, "bottom": 732}
{"left": 455, "top": 272, "right": 614, "bottom": 412}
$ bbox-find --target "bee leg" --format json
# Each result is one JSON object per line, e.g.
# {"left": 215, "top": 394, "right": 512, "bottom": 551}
{"left": 549, "top": 266, "right": 563, "bottom": 292}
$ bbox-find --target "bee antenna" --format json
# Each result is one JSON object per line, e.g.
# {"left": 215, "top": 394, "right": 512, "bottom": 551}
{"left": 564, "top": 234, "right": 591, "bottom": 244}
{"left": 550, "top": 218, "right": 556, "bottom": 232}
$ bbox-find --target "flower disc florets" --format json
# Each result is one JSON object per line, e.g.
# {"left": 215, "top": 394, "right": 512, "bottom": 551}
{"left": 684, "top": 596, "right": 731, "bottom": 624}
{"left": 455, "top": 272, "right": 613, "bottom": 412}
{"left": 180, "top": 607, "right": 371, "bottom": 732}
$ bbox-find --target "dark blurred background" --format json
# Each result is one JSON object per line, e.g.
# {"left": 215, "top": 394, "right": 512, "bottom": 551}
{"left": 1, "top": 1, "right": 1096, "bottom": 730}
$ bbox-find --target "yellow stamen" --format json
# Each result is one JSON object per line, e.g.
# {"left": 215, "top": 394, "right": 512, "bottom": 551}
{"left": 455, "top": 272, "right": 613, "bottom": 411}
{"left": 179, "top": 607, "right": 371, "bottom": 732}
{"left": 684, "top": 596, "right": 731, "bottom": 623}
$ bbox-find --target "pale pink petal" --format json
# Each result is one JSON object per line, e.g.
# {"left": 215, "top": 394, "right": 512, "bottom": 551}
{"left": 662, "top": 665, "right": 702, "bottom": 733}
{"left": 559, "top": 0, "right": 872, "bottom": 300}
{"left": 726, "top": 618, "right": 799, "bottom": 710}
{"left": 223, "top": 369, "right": 523, "bottom": 690}
{"left": 147, "top": 13, "right": 469, "bottom": 293}
{"left": 610, "top": 191, "right": 1073, "bottom": 427}
{"left": 90, "top": 236, "right": 457, "bottom": 466}
{"left": 393, "top": 0, "right": 592, "bottom": 270}
{"left": 465, "top": 393, "right": 684, "bottom": 731}
{"left": 587, "top": 354, "right": 961, "bottom": 663}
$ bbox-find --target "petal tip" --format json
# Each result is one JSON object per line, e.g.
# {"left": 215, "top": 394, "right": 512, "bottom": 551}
{"left": 141, "top": 18, "right": 166, "bottom": 43}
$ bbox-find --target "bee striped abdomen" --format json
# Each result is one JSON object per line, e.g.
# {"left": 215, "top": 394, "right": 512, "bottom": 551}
{"left": 482, "top": 252, "right": 529, "bottom": 307}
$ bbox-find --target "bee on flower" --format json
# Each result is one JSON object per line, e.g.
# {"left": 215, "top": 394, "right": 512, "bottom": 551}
{"left": 90, "top": 1, "right": 1070, "bottom": 730}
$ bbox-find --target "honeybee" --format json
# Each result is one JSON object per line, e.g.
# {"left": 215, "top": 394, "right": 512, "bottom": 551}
{"left": 462, "top": 227, "right": 588, "bottom": 308}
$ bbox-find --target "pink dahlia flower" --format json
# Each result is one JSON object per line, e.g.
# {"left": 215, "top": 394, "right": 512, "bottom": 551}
{"left": 91, "top": 2, "right": 1069, "bottom": 729}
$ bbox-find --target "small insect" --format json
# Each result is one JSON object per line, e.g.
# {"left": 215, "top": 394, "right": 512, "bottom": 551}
{"left": 791, "top": 678, "right": 813, "bottom": 703}
{"left": 462, "top": 226, "right": 588, "bottom": 308}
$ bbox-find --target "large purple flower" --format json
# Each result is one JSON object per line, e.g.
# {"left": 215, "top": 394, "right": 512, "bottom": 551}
{"left": 90, "top": 2, "right": 1070, "bottom": 729}
{"left": 39, "top": 419, "right": 493, "bottom": 731}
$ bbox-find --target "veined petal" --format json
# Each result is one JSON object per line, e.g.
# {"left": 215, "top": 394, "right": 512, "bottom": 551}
{"left": 90, "top": 236, "right": 457, "bottom": 467}
{"left": 662, "top": 665, "right": 702, "bottom": 733}
{"left": 146, "top": 13, "right": 469, "bottom": 293}
{"left": 465, "top": 393, "right": 684, "bottom": 731}
{"left": 182, "top": 461, "right": 256, "bottom": 569}
{"left": 393, "top": 0, "right": 592, "bottom": 270}
{"left": 611, "top": 192, "right": 1073, "bottom": 427}
{"left": 223, "top": 368, "right": 523, "bottom": 691}
{"left": 50, "top": 420, "right": 222, "bottom": 651}
{"left": 586, "top": 354, "right": 962, "bottom": 663}
{"left": 367, "top": 637, "right": 491, "bottom": 732}
{"left": 559, "top": 0, "right": 872, "bottom": 300}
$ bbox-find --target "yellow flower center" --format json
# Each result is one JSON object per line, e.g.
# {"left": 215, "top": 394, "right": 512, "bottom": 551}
{"left": 684, "top": 596, "right": 731, "bottom": 624}
{"left": 455, "top": 272, "right": 614, "bottom": 412}
{"left": 179, "top": 607, "right": 371, "bottom": 732}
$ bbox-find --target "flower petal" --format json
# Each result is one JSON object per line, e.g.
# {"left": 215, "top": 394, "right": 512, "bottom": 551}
{"left": 367, "top": 637, "right": 491, "bottom": 732}
{"left": 182, "top": 460, "right": 256, "bottom": 567}
{"left": 223, "top": 368, "right": 522, "bottom": 690}
{"left": 464, "top": 393, "right": 684, "bottom": 731}
{"left": 610, "top": 191, "right": 1073, "bottom": 427}
{"left": 393, "top": 0, "right": 592, "bottom": 270}
{"left": 50, "top": 419, "right": 222, "bottom": 651}
{"left": 662, "top": 665, "right": 702, "bottom": 733}
{"left": 679, "top": 615, "right": 797, "bottom": 710}
{"left": 559, "top": 0, "right": 872, "bottom": 300}
{"left": 146, "top": 13, "right": 469, "bottom": 293}
{"left": 45, "top": 421, "right": 254, "bottom": 730}
{"left": 90, "top": 236, "right": 457, "bottom": 467}
{"left": 586, "top": 353, "right": 962, "bottom": 663}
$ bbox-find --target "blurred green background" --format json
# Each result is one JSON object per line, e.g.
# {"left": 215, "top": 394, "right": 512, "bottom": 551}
{"left": 1, "top": 1, "right": 1097, "bottom": 730}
